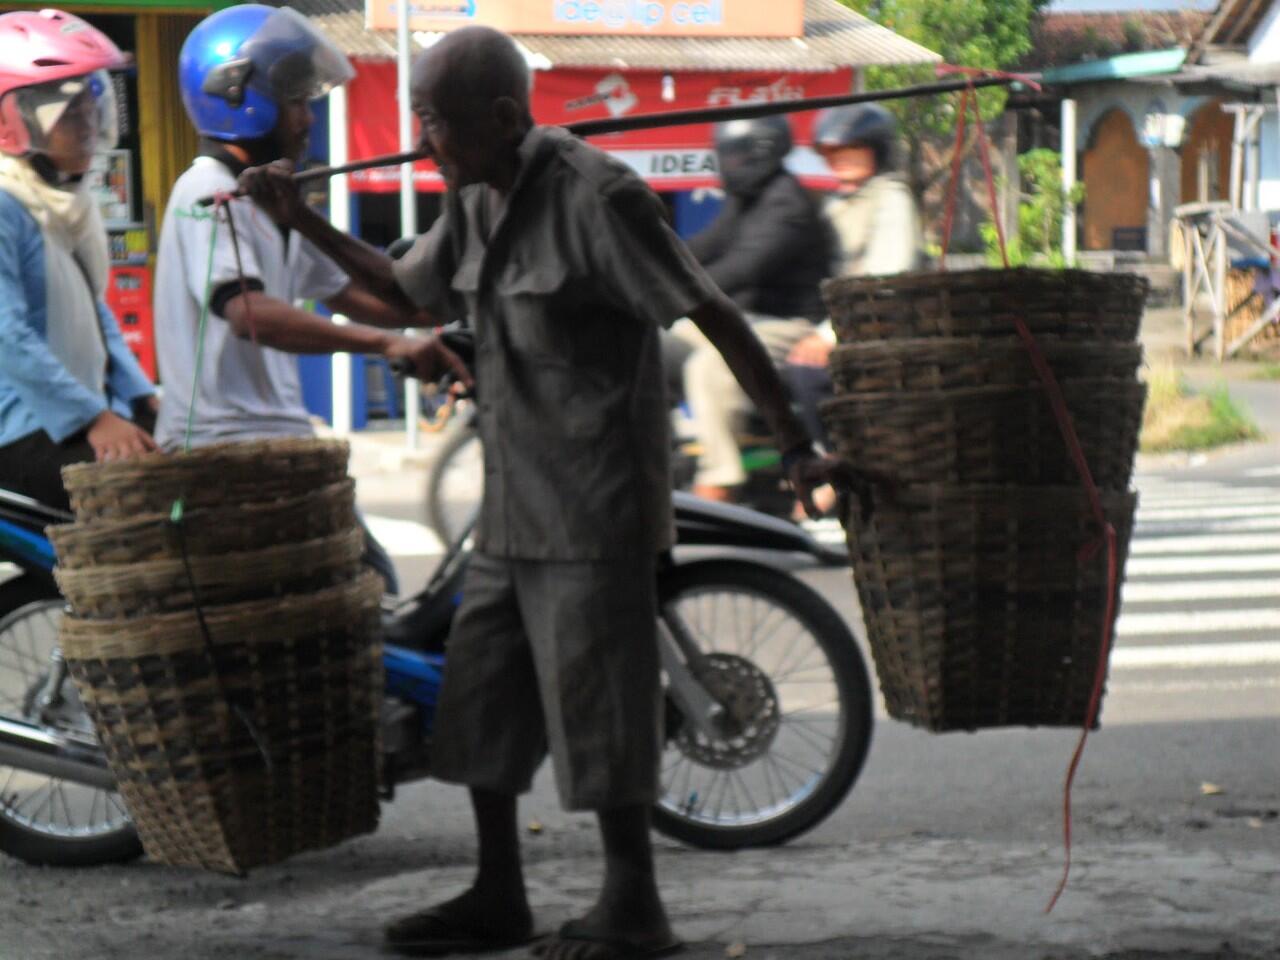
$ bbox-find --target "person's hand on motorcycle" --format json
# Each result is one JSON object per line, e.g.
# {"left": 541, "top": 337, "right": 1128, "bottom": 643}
{"left": 237, "top": 160, "right": 308, "bottom": 228}
{"left": 787, "top": 333, "right": 833, "bottom": 368}
{"left": 384, "top": 333, "right": 475, "bottom": 389}
{"left": 86, "top": 410, "right": 157, "bottom": 463}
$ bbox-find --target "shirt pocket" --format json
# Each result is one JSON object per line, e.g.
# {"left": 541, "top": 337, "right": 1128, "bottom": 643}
{"left": 493, "top": 261, "right": 595, "bottom": 362}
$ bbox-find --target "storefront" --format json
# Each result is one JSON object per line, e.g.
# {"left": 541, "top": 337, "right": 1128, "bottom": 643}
{"left": 0, "top": 0, "right": 231, "bottom": 381}
{"left": 293, "top": 0, "right": 936, "bottom": 429}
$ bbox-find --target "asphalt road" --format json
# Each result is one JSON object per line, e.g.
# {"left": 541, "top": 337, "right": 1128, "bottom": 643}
{"left": 2, "top": 422, "right": 1277, "bottom": 960}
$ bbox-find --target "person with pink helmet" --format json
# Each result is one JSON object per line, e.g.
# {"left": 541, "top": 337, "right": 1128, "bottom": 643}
{"left": 0, "top": 8, "right": 157, "bottom": 511}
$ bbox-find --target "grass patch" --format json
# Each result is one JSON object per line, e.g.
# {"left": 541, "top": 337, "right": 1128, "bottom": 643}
{"left": 1248, "top": 362, "right": 1280, "bottom": 381}
{"left": 1140, "top": 367, "right": 1262, "bottom": 453}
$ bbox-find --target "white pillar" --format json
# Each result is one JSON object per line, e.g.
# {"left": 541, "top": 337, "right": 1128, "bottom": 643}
{"left": 1061, "top": 97, "right": 1078, "bottom": 265}
{"left": 328, "top": 83, "right": 353, "bottom": 437}
{"left": 397, "top": 0, "right": 420, "bottom": 451}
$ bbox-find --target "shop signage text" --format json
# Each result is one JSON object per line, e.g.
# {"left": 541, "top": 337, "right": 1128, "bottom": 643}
{"left": 365, "top": 0, "right": 803, "bottom": 37}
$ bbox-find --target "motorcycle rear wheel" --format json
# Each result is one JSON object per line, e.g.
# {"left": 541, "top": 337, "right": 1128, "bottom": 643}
{"left": 653, "top": 560, "right": 873, "bottom": 849}
{"left": 0, "top": 576, "right": 141, "bottom": 866}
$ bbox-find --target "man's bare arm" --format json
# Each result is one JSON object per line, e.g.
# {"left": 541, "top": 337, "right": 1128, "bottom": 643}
{"left": 221, "top": 292, "right": 465, "bottom": 382}
{"left": 237, "top": 161, "right": 418, "bottom": 314}
{"left": 327, "top": 282, "right": 438, "bottom": 330}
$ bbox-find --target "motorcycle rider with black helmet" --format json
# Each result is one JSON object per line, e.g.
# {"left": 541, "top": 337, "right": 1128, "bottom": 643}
{"left": 673, "top": 116, "right": 834, "bottom": 504}
{"left": 784, "top": 104, "right": 926, "bottom": 499}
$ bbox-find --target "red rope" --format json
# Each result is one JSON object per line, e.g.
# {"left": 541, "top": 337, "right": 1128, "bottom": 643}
{"left": 939, "top": 86, "right": 971, "bottom": 265}
{"left": 936, "top": 69, "right": 1120, "bottom": 913}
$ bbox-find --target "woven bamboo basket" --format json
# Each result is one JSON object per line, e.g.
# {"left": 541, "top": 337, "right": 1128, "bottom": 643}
{"left": 820, "top": 378, "right": 1146, "bottom": 489}
{"left": 843, "top": 485, "right": 1136, "bottom": 732}
{"left": 60, "top": 572, "right": 384, "bottom": 873}
{"left": 62, "top": 438, "right": 349, "bottom": 522}
{"left": 55, "top": 527, "right": 365, "bottom": 619}
{"left": 828, "top": 338, "right": 1145, "bottom": 394}
{"left": 49, "top": 480, "right": 356, "bottom": 568}
{"left": 824, "top": 268, "right": 1148, "bottom": 344}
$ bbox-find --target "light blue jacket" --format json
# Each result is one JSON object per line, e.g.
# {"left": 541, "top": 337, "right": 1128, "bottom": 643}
{"left": 0, "top": 188, "right": 154, "bottom": 447}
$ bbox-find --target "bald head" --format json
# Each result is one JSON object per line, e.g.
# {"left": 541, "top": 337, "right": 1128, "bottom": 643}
{"left": 409, "top": 26, "right": 534, "bottom": 189}
{"left": 413, "top": 26, "right": 531, "bottom": 123}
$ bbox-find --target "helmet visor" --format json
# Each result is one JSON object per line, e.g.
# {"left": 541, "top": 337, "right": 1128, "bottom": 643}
{"left": 9, "top": 69, "right": 119, "bottom": 157}
{"left": 242, "top": 7, "right": 354, "bottom": 103}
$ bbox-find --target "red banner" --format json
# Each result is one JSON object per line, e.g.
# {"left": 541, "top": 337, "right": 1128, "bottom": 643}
{"left": 346, "top": 62, "right": 852, "bottom": 192}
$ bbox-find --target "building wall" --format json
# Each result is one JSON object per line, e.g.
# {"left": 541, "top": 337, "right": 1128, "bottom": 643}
{"left": 1082, "top": 108, "right": 1150, "bottom": 250}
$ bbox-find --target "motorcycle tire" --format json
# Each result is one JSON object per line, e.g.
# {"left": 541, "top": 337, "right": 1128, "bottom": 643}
{"left": 0, "top": 576, "right": 142, "bottom": 867}
{"left": 653, "top": 560, "right": 873, "bottom": 849}
{"left": 425, "top": 421, "right": 482, "bottom": 548}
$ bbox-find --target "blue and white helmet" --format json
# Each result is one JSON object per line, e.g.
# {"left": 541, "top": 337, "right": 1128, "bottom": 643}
{"left": 178, "top": 5, "right": 353, "bottom": 141}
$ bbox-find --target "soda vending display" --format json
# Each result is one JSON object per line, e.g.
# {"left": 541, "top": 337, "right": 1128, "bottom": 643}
{"left": 105, "top": 265, "right": 156, "bottom": 383}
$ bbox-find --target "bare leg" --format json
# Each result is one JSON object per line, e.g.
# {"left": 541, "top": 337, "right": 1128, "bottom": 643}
{"left": 384, "top": 788, "right": 534, "bottom": 953}
{"left": 537, "top": 804, "right": 678, "bottom": 959}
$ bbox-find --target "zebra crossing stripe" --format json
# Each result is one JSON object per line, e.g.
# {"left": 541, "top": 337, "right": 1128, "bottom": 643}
{"left": 1129, "top": 532, "right": 1280, "bottom": 555}
{"left": 1111, "top": 640, "right": 1280, "bottom": 669}
{"left": 1117, "top": 607, "right": 1280, "bottom": 637}
{"left": 1128, "top": 553, "right": 1280, "bottom": 575}
{"left": 1123, "top": 578, "right": 1280, "bottom": 603}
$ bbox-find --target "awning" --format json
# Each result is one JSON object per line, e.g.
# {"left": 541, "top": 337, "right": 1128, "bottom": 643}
{"left": 346, "top": 62, "right": 854, "bottom": 192}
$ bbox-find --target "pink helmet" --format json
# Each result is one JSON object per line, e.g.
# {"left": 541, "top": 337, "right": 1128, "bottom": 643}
{"left": 0, "top": 9, "right": 127, "bottom": 156}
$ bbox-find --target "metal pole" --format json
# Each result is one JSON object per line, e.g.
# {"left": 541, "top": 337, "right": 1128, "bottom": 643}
{"left": 1229, "top": 107, "right": 1244, "bottom": 210}
{"left": 397, "top": 0, "right": 419, "bottom": 451}
{"left": 328, "top": 83, "right": 353, "bottom": 437}
{"left": 1061, "top": 97, "right": 1078, "bottom": 265}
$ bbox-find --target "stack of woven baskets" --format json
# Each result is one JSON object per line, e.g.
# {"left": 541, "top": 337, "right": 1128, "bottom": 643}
{"left": 821, "top": 268, "right": 1149, "bottom": 732}
{"left": 51, "top": 439, "right": 383, "bottom": 873}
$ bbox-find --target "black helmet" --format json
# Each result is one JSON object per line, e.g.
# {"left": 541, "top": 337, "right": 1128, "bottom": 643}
{"left": 814, "top": 104, "right": 896, "bottom": 171}
{"left": 713, "top": 115, "right": 792, "bottom": 196}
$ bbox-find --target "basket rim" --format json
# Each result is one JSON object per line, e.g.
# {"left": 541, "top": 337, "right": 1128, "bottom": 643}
{"left": 60, "top": 569, "right": 383, "bottom": 659}
{"left": 62, "top": 437, "right": 350, "bottom": 492}
{"left": 820, "top": 377, "right": 1147, "bottom": 411}
{"left": 49, "top": 479, "right": 355, "bottom": 549}
{"left": 821, "top": 266, "right": 1152, "bottom": 299}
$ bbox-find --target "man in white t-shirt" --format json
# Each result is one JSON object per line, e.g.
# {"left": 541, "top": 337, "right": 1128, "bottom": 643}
{"left": 156, "top": 8, "right": 462, "bottom": 590}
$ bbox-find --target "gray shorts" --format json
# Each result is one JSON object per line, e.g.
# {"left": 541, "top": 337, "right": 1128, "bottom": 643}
{"left": 429, "top": 551, "right": 662, "bottom": 810}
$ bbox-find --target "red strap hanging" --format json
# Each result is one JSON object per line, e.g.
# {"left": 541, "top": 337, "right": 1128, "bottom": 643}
{"left": 933, "top": 67, "right": 1120, "bottom": 913}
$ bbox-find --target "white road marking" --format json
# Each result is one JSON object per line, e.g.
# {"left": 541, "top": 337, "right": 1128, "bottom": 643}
{"left": 1137, "top": 504, "right": 1280, "bottom": 521}
{"left": 1243, "top": 465, "right": 1280, "bottom": 478}
{"left": 1127, "top": 553, "right": 1280, "bottom": 576}
{"left": 1136, "top": 516, "right": 1280, "bottom": 535}
{"left": 363, "top": 515, "right": 444, "bottom": 557}
{"left": 1117, "top": 607, "right": 1280, "bottom": 637}
{"left": 1111, "top": 640, "right": 1280, "bottom": 669}
{"left": 1123, "top": 578, "right": 1280, "bottom": 603}
{"left": 1129, "top": 532, "right": 1280, "bottom": 555}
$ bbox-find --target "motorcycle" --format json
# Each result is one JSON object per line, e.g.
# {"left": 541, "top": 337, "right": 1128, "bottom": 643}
{"left": 0, "top": 478, "right": 873, "bottom": 867}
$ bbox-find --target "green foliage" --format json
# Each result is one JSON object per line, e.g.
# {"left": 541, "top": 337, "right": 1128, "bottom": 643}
{"left": 1248, "top": 362, "right": 1280, "bottom": 381}
{"left": 1140, "top": 368, "right": 1263, "bottom": 453}
{"left": 841, "top": 0, "right": 1048, "bottom": 137}
{"left": 980, "top": 148, "right": 1084, "bottom": 267}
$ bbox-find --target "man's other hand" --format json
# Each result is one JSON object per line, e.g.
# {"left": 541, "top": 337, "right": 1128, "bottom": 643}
{"left": 237, "top": 160, "right": 307, "bottom": 227}
{"left": 87, "top": 411, "right": 158, "bottom": 463}
{"left": 787, "top": 448, "right": 890, "bottom": 521}
{"left": 384, "top": 333, "right": 475, "bottom": 388}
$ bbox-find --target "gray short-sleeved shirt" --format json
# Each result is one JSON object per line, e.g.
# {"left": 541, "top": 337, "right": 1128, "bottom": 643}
{"left": 394, "top": 127, "right": 718, "bottom": 561}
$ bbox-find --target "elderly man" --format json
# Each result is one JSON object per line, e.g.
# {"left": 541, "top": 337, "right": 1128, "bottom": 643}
{"left": 239, "top": 25, "right": 841, "bottom": 960}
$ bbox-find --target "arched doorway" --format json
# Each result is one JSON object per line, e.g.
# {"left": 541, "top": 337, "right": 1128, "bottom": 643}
{"left": 1181, "top": 98, "right": 1234, "bottom": 204}
{"left": 1082, "top": 108, "right": 1150, "bottom": 251}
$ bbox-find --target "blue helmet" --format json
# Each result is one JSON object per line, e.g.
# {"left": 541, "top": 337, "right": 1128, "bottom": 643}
{"left": 179, "top": 5, "right": 353, "bottom": 141}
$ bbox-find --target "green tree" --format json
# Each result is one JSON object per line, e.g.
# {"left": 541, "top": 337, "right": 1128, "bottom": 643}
{"left": 980, "top": 148, "right": 1085, "bottom": 267}
{"left": 842, "top": 0, "right": 1049, "bottom": 199}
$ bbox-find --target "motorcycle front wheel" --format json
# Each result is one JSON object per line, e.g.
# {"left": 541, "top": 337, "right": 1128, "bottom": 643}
{"left": 653, "top": 560, "right": 873, "bottom": 849}
{"left": 0, "top": 576, "right": 141, "bottom": 866}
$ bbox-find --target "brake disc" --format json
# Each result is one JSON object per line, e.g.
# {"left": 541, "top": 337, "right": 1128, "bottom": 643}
{"left": 675, "top": 653, "right": 780, "bottom": 770}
